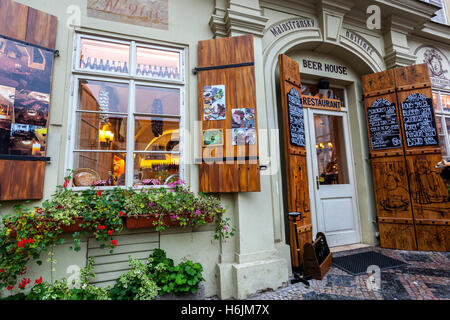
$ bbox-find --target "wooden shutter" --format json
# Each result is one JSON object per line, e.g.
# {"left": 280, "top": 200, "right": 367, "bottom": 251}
{"left": 395, "top": 63, "right": 450, "bottom": 252}
{"left": 362, "top": 69, "right": 417, "bottom": 250}
{"left": 278, "top": 54, "right": 312, "bottom": 267}
{"left": 363, "top": 63, "right": 450, "bottom": 252}
{"left": 0, "top": 0, "right": 57, "bottom": 201}
{"left": 197, "top": 35, "right": 260, "bottom": 193}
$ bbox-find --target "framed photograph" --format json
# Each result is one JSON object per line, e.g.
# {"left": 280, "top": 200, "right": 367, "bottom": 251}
{"left": 202, "top": 128, "right": 224, "bottom": 147}
{"left": 203, "top": 85, "right": 226, "bottom": 121}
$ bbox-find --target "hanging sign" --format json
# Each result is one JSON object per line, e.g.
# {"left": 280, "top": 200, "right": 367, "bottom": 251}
{"left": 400, "top": 93, "right": 439, "bottom": 148}
{"left": 287, "top": 88, "right": 305, "bottom": 147}
{"left": 367, "top": 99, "right": 402, "bottom": 150}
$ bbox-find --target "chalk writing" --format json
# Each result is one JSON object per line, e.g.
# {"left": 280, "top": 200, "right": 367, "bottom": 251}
{"left": 401, "top": 93, "right": 438, "bottom": 147}
{"left": 367, "top": 99, "right": 402, "bottom": 150}
{"left": 287, "top": 88, "right": 305, "bottom": 147}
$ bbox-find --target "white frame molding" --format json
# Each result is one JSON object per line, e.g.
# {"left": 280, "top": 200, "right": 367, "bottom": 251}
{"left": 65, "top": 33, "right": 186, "bottom": 190}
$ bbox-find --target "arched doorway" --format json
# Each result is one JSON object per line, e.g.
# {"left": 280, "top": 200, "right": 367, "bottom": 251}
{"left": 263, "top": 38, "right": 383, "bottom": 262}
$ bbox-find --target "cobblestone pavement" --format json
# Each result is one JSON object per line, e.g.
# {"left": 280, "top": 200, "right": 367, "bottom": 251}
{"left": 243, "top": 247, "right": 450, "bottom": 300}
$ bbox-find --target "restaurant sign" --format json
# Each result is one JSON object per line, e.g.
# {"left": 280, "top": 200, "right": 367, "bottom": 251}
{"left": 87, "top": 0, "right": 169, "bottom": 30}
{"left": 414, "top": 45, "right": 450, "bottom": 90}
{"left": 301, "top": 95, "right": 342, "bottom": 111}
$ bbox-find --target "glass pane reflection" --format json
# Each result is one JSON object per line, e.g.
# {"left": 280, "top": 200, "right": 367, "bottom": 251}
{"left": 314, "top": 114, "right": 349, "bottom": 185}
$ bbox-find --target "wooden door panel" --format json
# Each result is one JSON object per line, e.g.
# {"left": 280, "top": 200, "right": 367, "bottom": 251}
{"left": 279, "top": 54, "right": 312, "bottom": 268}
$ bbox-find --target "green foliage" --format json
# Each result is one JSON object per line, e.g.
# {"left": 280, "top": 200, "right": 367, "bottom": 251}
{"left": 147, "top": 249, "right": 204, "bottom": 296}
{"left": 0, "top": 170, "right": 228, "bottom": 290}
{"left": 109, "top": 257, "right": 159, "bottom": 300}
{"left": 6, "top": 258, "right": 110, "bottom": 300}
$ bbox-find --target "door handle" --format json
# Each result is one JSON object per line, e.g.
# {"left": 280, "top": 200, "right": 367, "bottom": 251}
{"left": 316, "top": 176, "right": 320, "bottom": 190}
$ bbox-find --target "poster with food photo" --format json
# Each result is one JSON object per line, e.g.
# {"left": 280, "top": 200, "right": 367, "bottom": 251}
{"left": 9, "top": 123, "right": 47, "bottom": 156}
{"left": 203, "top": 85, "right": 226, "bottom": 120}
{"left": 232, "top": 108, "right": 255, "bottom": 129}
{"left": 13, "top": 90, "right": 49, "bottom": 127}
{"left": 202, "top": 128, "right": 223, "bottom": 147}
{"left": 0, "top": 84, "right": 15, "bottom": 130}
{"left": 232, "top": 128, "right": 257, "bottom": 146}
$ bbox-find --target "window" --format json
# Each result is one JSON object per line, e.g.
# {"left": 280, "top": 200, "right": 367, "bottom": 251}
{"left": 68, "top": 34, "right": 184, "bottom": 188}
{"left": 433, "top": 91, "right": 450, "bottom": 160}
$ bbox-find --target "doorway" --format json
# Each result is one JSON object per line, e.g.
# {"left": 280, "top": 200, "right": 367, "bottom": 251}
{"left": 301, "top": 85, "right": 361, "bottom": 247}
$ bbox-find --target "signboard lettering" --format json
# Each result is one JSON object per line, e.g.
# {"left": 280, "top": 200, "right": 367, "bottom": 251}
{"left": 401, "top": 93, "right": 439, "bottom": 148}
{"left": 287, "top": 88, "right": 305, "bottom": 147}
{"left": 367, "top": 99, "right": 402, "bottom": 150}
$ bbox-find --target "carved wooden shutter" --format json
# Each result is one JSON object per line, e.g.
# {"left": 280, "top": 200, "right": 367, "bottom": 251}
{"left": 0, "top": 0, "right": 57, "bottom": 200}
{"left": 395, "top": 63, "right": 449, "bottom": 252}
{"left": 363, "top": 63, "right": 450, "bottom": 252}
{"left": 196, "top": 35, "right": 261, "bottom": 193}
{"left": 278, "top": 54, "right": 312, "bottom": 267}
{"left": 362, "top": 69, "right": 417, "bottom": 250}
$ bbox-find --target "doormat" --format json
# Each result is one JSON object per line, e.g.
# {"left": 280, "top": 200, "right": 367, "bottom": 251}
{"left": 332, "top": 251, "right": 407, "bottom": 276}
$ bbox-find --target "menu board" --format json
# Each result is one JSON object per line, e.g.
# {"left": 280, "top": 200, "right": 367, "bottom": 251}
{"left": 287, "top": 88, "right": 305, "bottom": 147}
{"left": 401, "top": 93, "right": 439, "bottom": 148}
{"left": 367, "top": 99, "right": 402, "bottom": 150}
{"left": 0, "top": 36, "right": 54, "bottom": 157}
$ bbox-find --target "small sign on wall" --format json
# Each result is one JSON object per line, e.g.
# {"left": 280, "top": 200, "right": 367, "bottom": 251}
{"left": 87, "top": 0, "right": 169, "bottom": 30}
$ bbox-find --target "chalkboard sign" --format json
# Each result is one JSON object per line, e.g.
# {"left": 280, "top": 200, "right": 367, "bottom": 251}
{"left": 287, "top": 88, "right": 305, "bottom": 147}
{"left": 401, "top": 93, "right": 439, "bottom": 148}
{"left": 314, "top": 235, "right": 330, "bottom": 265}
{"left": 367, "top": 99, "right": 402, "bottom": 150}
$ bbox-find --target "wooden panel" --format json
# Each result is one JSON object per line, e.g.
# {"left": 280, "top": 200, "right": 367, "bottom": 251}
{"left": 197, "top": 35, "right": 260, "bottom": 193}
{"left": 362, "top": 69, "right": 416, "bottom": 250}
{"left": 279, "top": 54, "right": 312, "bottom": 268}
{"left": 0, "top": 159, "right": 45, "bottom": 200}
{"left": 0, "top": 0, "right": 28, "bottom": 41}
{"left": 394, "top": 63, "right": 449, "bottom": 252}
{"left": 26, "top": 7, "right": 57, "bottom": 50}
{"left": 377, "top": 221, "right": 417, "bottom": 250}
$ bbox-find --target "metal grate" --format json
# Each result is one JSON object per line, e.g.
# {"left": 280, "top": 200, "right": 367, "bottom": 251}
{"left": 332, "top": 251, "right": 407, "bottom": 276}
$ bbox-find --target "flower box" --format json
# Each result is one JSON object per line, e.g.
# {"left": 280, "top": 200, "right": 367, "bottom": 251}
{"left": 126, "top": 214, "right": 215, "bottom": 230}
{"left": 59, "top": 217, "right": 88, "bottom": 233}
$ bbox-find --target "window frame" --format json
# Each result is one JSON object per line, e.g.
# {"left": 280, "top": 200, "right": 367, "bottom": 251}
{"left": 66, "top": 33, "right": 186, "bottom": 190}
{"left": 433, "top": 90, "right": 450, "bottom": 160}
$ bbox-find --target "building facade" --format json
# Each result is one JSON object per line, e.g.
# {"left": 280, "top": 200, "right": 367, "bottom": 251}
{"left": 0, "top": 0, "right": 449, "bottom": 299}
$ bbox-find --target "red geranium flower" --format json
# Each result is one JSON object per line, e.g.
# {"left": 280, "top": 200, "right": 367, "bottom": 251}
{"left": 6, "top": 285, "right": 13, "bottom": 290}
{"left": 111, "top": 240, "right": 118, "bottom": 247}
{"left": 119, "top": 211, "right": 126, "bottom": 216}
{"left": 18, "top": 278, "right": 31, "bottom": 289}
{"left": 97, "top": 225, "right": 106, "bottom": 230}
{"left": 96, "top": 190, "right": 102, "bottom": 196}
{"left": 63, "top": 178, "right": 70, "bottom": 188}
{"left": 107, "top": 230, "right": 113, "bottom": 236}
{"left": 35, "top": 277, "right": 43, "bottom": 285}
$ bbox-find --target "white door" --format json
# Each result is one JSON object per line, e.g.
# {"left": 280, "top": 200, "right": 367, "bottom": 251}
{"left": 305, "top": 108, "right": 361, "bottom": 247}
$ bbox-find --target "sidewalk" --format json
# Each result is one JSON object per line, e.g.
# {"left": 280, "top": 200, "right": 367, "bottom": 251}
{"left": 245, "top": 246, "right": 450, "bottom": 300}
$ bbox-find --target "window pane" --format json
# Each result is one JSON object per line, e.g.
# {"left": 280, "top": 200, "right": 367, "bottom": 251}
{"left": 134, "top": 116, "right": 180, "bottom": 151}
{"left": 73, "top": 152, "right": 126, "bottom": 186}
{"left": 136, "top": 47, "right": 181, "bottom": 80}
{"left": 301, "top": 83, "right": 346, "bottom": 106}
{"left": 76, "top": 112, "right": 127, "bottom": 151}
{"left": 441, "top": 94, "right": 450, "bottom": 113}
{"left": 314, "top": 115, "right": 349, "bottom": 185}
{"left": 135, "top": 85, "right": 180, "bottom": 115}
{"left": 432, "top": 92, "right": 441, "bottom": 112}
{"left": 79, "top": 80, "right": 129, "bottom": 113}
{"left": 133, "top": 153, "right": 179, "bottom": 186}
{"left": 80, "top": 38, "right": 130, "bottom": 74}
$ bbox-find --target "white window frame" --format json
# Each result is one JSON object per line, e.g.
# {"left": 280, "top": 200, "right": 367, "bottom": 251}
{"left": 433, "top": 90, "right": 450, "bottom": 160}
{"left": 65, "top": 33, "right": 186, "bottom": 190}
